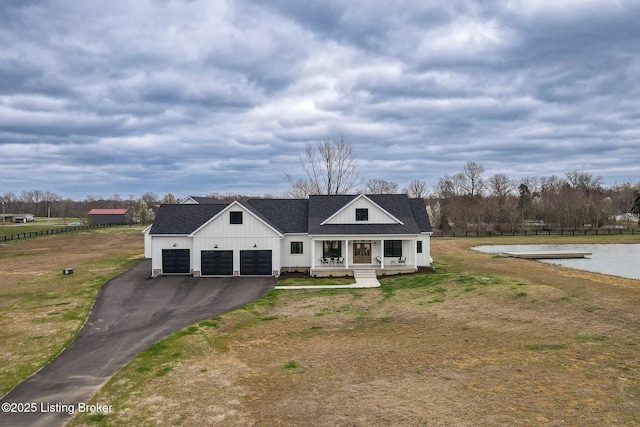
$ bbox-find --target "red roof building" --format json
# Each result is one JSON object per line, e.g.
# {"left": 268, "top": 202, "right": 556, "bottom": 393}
{"left": 87, "top": 209, "right": 129, "bottom": 226}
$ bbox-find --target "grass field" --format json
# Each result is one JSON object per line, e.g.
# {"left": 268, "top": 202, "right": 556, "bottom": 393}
{"left": 0, "top": 226, "right": 144, "bottom": 395}
{"left": 55, "top": 234, "right": 639, "bottom": 427}
{"left": 0, "top": 217, "right": 85, "bottom": 237}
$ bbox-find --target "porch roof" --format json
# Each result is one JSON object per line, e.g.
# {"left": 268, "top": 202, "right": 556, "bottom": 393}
{"left": 308, "top": 229, "right": 423, "bottom": 238}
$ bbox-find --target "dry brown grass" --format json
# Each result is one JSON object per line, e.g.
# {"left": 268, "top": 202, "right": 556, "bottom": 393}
{"left": 64, "top": 235, "right": 640, "bottom": 426}
{"left": 0, "top": 227, "right": 144, "bottom": 395}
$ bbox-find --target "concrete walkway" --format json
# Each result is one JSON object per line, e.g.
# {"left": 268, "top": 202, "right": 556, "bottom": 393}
{"left": 274, "top": 270, "right": 381, "bottom": 289}
{"left": 0, "top": 260, "right": 275, "bottom": 427}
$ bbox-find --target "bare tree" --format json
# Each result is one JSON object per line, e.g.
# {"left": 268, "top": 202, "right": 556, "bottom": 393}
{"left": 460, "top": 161, "right": 485, "bottom": 199}
{"left": 434, "top": 174, "right": 465, "bottom": 199}
{"left": 364, "top": 179, "right": 399, "bottom": 194}
{"left": 286, "top": 178, "right": 315, "bottom": 199}
{"left": 488, "top": 174, "right": 516, "bottom": 205}
{"left": 287, "top": 137, "right": 360, "bottom": 196}
{"left": 140, "top": 192, "right": 159, "bottom": 206}
{"left": 565, "top": 170, "right": 603, "bottom": 192}
{"left": 487, "top": 174, "right": 517, "bottom": 230}
{"left": 403, "top": 179, "right": 428, "bottom": 199}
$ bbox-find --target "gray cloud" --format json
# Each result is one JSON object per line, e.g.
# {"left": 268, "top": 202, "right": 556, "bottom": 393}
{"left": 1, "top": 0, "right": 639, "bottom": 199}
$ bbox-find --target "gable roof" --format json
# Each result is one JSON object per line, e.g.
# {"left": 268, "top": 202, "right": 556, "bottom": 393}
{"left": 320, "top": 194, "right": 403, "bottom": 225}
{"left": 149, "top": 204, "right": 227, "bottom": 234}
{"left": 88, "top": 209, "right": 128, "bottom": 215}
{"left": 189, "top": 200, "right": 283, "bottom": 237}
{"left": 308, "top": 194, "right": 431, "bottom": 235}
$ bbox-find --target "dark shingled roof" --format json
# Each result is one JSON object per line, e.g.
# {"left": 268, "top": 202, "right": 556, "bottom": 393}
{"left": 307, "top": 194, "right": 432, "bottom": 235}
{"left": 150, "top": 194, "right": 431, "bottom": 236}
{"left": 244, "top": 199, "right": 309, "bottom": 233}
{"left": 409, "top": 198, "right": 432, "bottom": 232}
{"left": 150, "top": 204, "right": 226, "bottom": 234}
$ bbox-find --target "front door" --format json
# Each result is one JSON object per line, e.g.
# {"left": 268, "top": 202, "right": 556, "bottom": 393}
{"left": 353, "top": 242, "right": 371, "bottom": 264}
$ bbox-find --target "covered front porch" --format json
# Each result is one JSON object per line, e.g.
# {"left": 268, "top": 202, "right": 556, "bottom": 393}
{"left": 309, "top": 236, "right": 420, "bottom": 277}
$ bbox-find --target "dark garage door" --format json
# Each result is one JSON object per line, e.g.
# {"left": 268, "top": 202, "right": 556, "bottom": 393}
{"left": 201, "top": 250, "right": 233, "bottom": 276}
{"left": 162, "top": 249, "right": 191, "bottom": 274}
{"left": 240, "top": 250, "right": 272, "bottom": 275}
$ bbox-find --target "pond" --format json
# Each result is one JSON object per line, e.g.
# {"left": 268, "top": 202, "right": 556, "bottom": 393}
{"left": 472, "top": 244, "right": 640, "bottom": 280}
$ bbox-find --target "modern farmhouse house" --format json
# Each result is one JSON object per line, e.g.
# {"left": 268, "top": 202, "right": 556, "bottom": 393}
{"left": 144, "top": 194, "right": 432, "bottom": 277}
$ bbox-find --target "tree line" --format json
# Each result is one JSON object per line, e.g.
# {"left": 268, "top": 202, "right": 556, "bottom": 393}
{"left": 0, "top": 191, "right": 174, "bottom": 225}
{"left": 430, "top": 161, "right": 639, "bottom": 233}
{"left": 2, "top": 138, "right": 639, "bottom": 231}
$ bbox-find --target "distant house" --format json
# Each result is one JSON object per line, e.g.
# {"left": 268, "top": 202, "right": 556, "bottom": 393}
{"left": 144, "top": 194, "right": 433, "bottom": 277}
{"left": 87, "top": 209, "right": 129, "bottom": 226}
{"left": 180, "top": 196, "right": 225, "bottom": 205}
{"left": 1, "top": 213, "right": 34, "bottom": 223}
{"left": 614, "top": 213, "right": 640, "bottom": 223}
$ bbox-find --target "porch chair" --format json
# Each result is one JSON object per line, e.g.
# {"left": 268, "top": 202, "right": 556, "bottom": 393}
{"left": 336, "top": 257, "right": 344, "bottom": 265}
{"left": 375, "top": 256, "right": 382, "bottom": 264}
{"left": 398, "top": 256, "right": 406, "bottom": 265}
{"left": 319, "top": 257, "right": 329, "bottom": 265}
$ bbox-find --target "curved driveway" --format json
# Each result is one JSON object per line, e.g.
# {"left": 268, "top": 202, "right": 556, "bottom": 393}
{"left": 0, "top": 259, "right": 276, "bottom": 427}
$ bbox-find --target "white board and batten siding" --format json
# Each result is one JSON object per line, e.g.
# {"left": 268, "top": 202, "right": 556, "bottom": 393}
{"left": 418, "top": 233, "right": 433, "bottom": 265}
{"left": 143, "top": 225, "right": 153, "bottom": 258}
{"left": 281, "top": 234, "right": 312, "bottom": 271}
{"left": 323, "top": 196, "right": 400, "bottom": 225}
{"left": 191, "top": 204, "right": 282, "bottom": 275}
{"left": 150, "top": 236, "right": 192, "bottom": 273}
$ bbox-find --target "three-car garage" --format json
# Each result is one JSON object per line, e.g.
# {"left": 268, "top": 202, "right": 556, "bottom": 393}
{"left": 161, "top": 249, "right": 273, "bottom": 276}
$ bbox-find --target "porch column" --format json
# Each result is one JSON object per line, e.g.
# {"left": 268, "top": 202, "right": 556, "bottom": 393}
{"left": 311, "top": 237, "right": 315, "bottom": 270}
{"left": 344, "top": 239, "right": 349, "bottom": 269}
{"left": 380, "top": 238, "right": 385, "bottom": 269}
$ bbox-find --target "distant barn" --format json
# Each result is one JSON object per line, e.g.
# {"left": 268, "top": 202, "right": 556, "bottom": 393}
{"left": 87, "top": 209, "right": 129, "bottom": 226}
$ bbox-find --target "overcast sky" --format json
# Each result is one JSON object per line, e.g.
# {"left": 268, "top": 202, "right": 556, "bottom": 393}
{"left": 1, "top": 0, "right": 639, "bottom": 200}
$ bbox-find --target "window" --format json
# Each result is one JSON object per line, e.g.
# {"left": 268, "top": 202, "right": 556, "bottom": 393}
{"left": 323, "top": 241, "right": 342, "bottom": 258}
{"left": 230, "top": 211, "right": 243, "bottom": 224}
{"left": 355, "top": 208, "right": 368, "bottom": 221}
{"left": 291, "top": 241, "right": 303, "bottom": 254}
{"left": 384, "top": 240, "right": 402, "bottom": 257}
{"left": 417, "top": 240, "right": 423, "bottom": 253}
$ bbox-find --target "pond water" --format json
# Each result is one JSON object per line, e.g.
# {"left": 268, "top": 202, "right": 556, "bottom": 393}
{"left": 472, "top": 244, "right": 640, "bottom": 280}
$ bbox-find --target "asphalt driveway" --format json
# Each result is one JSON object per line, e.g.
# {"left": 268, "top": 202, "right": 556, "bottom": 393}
{"left": 0, "top": 259, "right": 276, "bottom": 427}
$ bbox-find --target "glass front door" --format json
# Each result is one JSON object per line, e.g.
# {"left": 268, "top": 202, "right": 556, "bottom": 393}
{"left": 353, "top": 242, "right": 371, "bottom": 264}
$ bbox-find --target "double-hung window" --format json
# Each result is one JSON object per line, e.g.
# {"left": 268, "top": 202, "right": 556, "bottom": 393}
{"left": 291, "top": 241, "right": 303, "bottom": 254}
